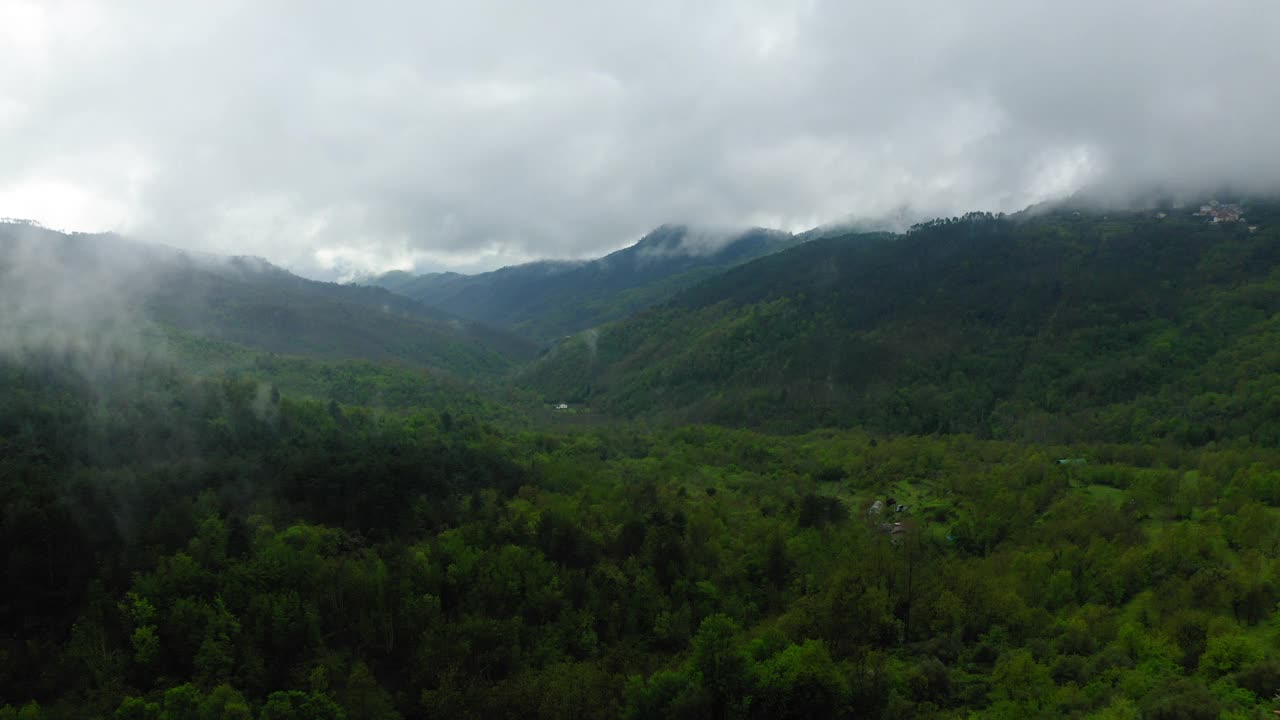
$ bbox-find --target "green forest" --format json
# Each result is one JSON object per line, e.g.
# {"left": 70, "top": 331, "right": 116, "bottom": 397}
{"left": 5, "top": 207, "right": 1280, "bottom": 718}
{"left": 527, "top": 206, "right": 1280, "bottom": 445}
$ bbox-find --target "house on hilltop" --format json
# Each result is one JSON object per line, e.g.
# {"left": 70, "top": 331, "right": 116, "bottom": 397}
{"left": 1194, "top": 202, "right": 1244, "bottom": 223}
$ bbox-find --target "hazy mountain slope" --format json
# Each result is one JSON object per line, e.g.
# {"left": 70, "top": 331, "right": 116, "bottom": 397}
{"left": 0, "top": 222, "right": 535, "bottom": 376}
{"left": 525, "top": 204, "right": 1280, "bottom": 443}
{"left": 368, "top": 225, "right": 798, "bottom": 341}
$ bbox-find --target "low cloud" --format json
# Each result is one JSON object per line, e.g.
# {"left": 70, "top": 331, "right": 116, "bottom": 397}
{"left": 1, "top": 0, "right": 1276, "bottom": 278}
{"left": 0, "top": 222, "right": 153, "bottom": 364}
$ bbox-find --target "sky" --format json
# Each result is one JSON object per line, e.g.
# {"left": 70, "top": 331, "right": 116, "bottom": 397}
{"left": 1, "top": 1, "right": 1277, "bottom": 279}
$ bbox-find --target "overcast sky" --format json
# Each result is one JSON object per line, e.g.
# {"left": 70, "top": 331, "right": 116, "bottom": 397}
{"left": 1, "top": 1, "right": 1277, "bottom": 278}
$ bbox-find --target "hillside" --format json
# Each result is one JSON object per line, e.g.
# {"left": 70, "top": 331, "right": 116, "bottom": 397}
{"left": 0, "top": 221, "right": 535, "bottom": 377}
{"left": 526, "top": 203, "right": 1280, "bottom": 443}
{"left": 367, "top": 225, "right": 797, "bottom": 342}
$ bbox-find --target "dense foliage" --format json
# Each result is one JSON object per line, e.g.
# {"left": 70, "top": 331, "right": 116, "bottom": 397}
{"left": 7, "top": 349, "right": 1280, "bottom": 718}
{"left": 370, "top": 226, "right": 796, "bottom": 343}
{"left": 159, "top": 327, "right": 538, "bottom": 426}
{"left": 528, "top": 205, "right": 1280, "bottom": 444}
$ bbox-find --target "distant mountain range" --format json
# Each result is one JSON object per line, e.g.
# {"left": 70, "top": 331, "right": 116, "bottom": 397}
{"left": 0, "top": 222, "right": 535, "bottom": 377}
{"left": 11, "top": 194, "right": 1277, "bottom": 445}
{"left": 365, "top": 225, "right": 799, "bottom": 342}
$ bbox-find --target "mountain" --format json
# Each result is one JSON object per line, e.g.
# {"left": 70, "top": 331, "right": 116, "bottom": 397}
{"left": 14, "top": 210, "right": 1280, "bottom": 720}
{"left": 525, "top": 202, "right": 1280, "bottom": 443}
{"left": 0, "top": 221, "right": 535, "bottom": 376}
{"left": 366, "top": 225, "right": 798, "bottom": 342}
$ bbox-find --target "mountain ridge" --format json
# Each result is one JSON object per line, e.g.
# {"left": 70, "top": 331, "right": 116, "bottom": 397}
{"left": 364, "top": 224, "right": 798, "bottom": 342}
{"left": 524, "top": 203, "right": 1280, "bottom": 443}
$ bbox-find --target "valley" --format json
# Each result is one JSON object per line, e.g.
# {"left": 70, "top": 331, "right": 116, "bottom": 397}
{"left": 4, "top": 204, "right": 1280, "bottom": 719}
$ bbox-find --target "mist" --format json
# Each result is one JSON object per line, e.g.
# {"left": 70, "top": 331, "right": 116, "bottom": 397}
{"left": 1, "top": 1, "right": 1278, "bottom": 278}
{"left": 0, "top": 221, "right": 160, "bottom": 372}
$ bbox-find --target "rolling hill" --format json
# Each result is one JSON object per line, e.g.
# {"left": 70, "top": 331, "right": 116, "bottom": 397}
{"left": 367, "top": 224, "right": 798, "bottom": 342}
{"left": 0, "top": 221, "right": 535, "bottom": 377}
{"left": 525, "top": 202, "right": 1280, "bottom": 443}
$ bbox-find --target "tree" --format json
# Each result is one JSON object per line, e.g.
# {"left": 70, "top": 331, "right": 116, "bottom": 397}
{"left": 113, "top": 698, "right": 158, "bottom": 720}
{"left": 988, "top": 649, "right": 1052, "bottom": 708}
{"left": 259, "top": 691, "right": 345, "bottom": 720}
{"left": 1137, "top": 679, "right": 1221, "bottom": 720}
{"left": 160, "top": 684, "right": 202, "bottom": 720}
{"left": 622, "top": 671, "right": 706, "bottom": 720}
{"left": 750, "top": 640, "right": 847, "bottom": 719}
{"left": 200, "top": 685, "right": 253, "bottom": 720}
{"left": 690, "top": 615, "right": 748, "bottom": 720}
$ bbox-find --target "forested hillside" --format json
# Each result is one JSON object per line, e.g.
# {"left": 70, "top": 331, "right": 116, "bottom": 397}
{"left": 9, "top": 206, "right": 1280, "bottom": 719}
{"left": 0, "top": 222, "right": 534, "bottom": 377}
{"left": 368, "top": 226, "right": 796, "bottom": 342}
{"left": 527, "top": 204, "right": 1280, "bottom": 444}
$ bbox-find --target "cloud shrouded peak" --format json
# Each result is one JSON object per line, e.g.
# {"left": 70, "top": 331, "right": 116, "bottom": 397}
{"left": 1, "top": 0, "right": 1276, "bottom": 278}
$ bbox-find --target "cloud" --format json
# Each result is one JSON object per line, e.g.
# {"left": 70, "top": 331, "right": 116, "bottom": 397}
{"left": 0, "top": 222, "right": 157, "bottom": 380}
{"left": 1, "top": 0, "right": 1276, "bottom": 278}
